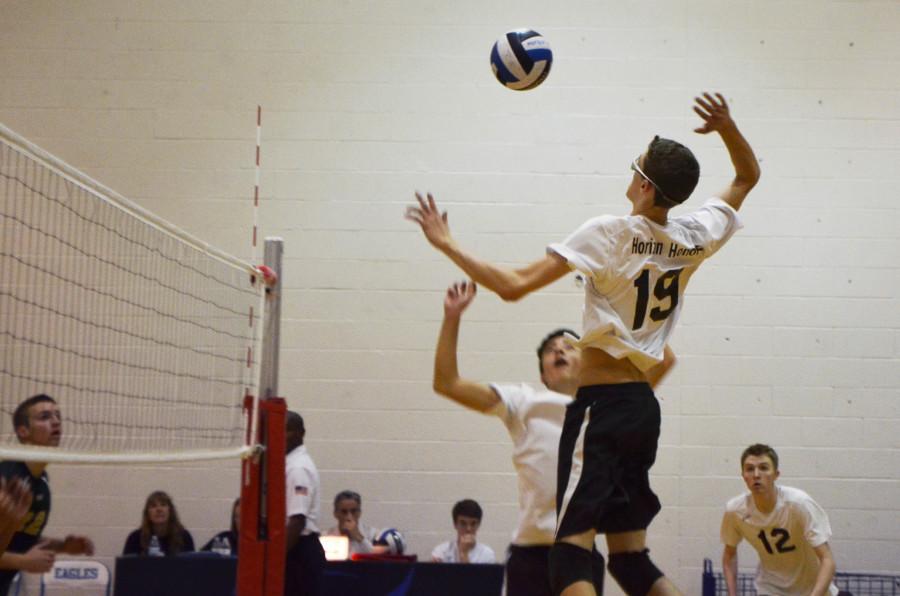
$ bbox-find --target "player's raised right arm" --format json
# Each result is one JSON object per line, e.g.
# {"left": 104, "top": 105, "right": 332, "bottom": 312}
{"left": 693, "top": 92, "right": 760, "bottom": 212}
{"left": 433, "top": 281, "right": 500, "bottom": 413}
{"left": 405, "top": 192, "right": 570, "bottom": 301}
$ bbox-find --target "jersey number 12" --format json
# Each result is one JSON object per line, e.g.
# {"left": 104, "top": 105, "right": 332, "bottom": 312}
{"left": 632, "top": 268, "right": 683, "bottom": 330}
{"left": 757, "top": 528, "right": 796, "bottom": 554}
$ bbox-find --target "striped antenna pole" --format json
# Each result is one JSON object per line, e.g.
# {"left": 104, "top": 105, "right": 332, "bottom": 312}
{"left": 252, "top": 105, "right": 262, "bottom": 264}
{"left": 245, "top": 105, "right": 265, "bottom": 472}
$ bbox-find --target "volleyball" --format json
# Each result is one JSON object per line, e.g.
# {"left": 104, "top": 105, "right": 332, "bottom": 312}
{"left": 375, "top": 528, "right": 406, "bottom": 555}
{"left": 489, "top": 29, "right": 553, "bottom": 91}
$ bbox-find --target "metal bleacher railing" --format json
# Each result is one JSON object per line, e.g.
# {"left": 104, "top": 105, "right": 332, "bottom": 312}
{"left": 702, "top": 558, "right": 900, "bottom": 596}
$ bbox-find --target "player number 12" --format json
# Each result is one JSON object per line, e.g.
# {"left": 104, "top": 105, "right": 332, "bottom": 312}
{"left": 757, "top": 528, "right": 796, "bottom": 554}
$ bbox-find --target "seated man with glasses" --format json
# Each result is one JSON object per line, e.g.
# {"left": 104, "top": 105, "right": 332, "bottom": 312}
{"left": 323, "top": 490, "right": 382, "bottom": 556}
{"left": 406, "top": 93, "right": 760, "bottom": 596}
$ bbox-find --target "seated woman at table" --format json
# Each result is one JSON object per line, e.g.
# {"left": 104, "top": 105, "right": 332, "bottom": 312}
{"left": 201, "top": 497, "right": 239, "bottom": 556}
{"left": 122, "top": 490, "right": 195, "bottom": 556}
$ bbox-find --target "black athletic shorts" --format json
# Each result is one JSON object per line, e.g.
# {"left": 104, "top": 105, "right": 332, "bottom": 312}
{"left": 506, "top": 544, "right": 605, "bottom": 596}
{"left": 555, "top": 383, "right": 662, "bottom": 538}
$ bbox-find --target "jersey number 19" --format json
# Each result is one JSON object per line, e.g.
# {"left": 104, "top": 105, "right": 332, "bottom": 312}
{"left": 632, "top": 268, "right": 683, "bottom": 330}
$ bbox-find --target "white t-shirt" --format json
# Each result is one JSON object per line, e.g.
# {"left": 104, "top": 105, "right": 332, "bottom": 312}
{"left": 548, "top": 197, "right": 742, "bottom": 371}
{"left": 431, "top": 539, "right": 496, "bottom": 564}
{"left": 285, "top": 445, "right": 321, "bottom": 535}
{"left": 324, "top": 522, "right": 380, "bottom": 554}
{"left": 721, "top": 485, "right": 838, "bottom": 596}
{"left": 487, "top": 383, "right": 570, "bottom": 546}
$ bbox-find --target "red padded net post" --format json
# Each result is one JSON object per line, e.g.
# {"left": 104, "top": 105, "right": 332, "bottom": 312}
{"left": 238, "top": 396, "right": 286, "bottom": 596}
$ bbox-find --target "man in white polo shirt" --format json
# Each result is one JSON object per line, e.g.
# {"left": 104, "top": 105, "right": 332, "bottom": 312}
{"left": 284, "top": 411, "right": 324, "bottom": 596}
{"left": 432, "top": 281, "right": 675, "bottom": 596}
{"left": 721, "top": 443, "right": 838, "bottom": 596}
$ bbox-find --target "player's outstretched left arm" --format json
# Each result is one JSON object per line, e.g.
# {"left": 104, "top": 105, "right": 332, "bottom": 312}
{"left": 810, "top": 542, "right": 837, "bottom": 596}
{"left": 694, "top": 92, "right": 760, "bottom": 212}
{"left": 405, "top": 192, "right": 570, "bottom": 301}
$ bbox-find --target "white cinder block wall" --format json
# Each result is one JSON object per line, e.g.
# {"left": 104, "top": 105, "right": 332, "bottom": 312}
{"left": 2, "top": 0, "right": 898, "bottom": 592}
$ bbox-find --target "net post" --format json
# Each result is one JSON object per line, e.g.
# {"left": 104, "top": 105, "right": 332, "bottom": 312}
{"left": 260, "top": 238, "right": 285, "bottom": 596}
{"left": 238, "top": 397, "right": 286, "bottom": 596}
{"left": 259, "top": 237, "right": 283, "bottom": 399}
{"left": 238, "top": 237, "right": 285, "bottom": 596}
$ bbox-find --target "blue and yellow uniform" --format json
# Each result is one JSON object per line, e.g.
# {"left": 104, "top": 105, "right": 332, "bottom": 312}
{"left": 0, "top": 461, "right": 51, "bottom": 596}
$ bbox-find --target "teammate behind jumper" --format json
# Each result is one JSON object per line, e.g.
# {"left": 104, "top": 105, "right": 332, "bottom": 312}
{"left": 433, "top": 280, "right": 675, "bottom": 595}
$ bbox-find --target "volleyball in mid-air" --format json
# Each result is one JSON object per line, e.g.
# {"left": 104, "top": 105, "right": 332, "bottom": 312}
{"left": 489, "top": 29, "right": 553, "bottom": 91}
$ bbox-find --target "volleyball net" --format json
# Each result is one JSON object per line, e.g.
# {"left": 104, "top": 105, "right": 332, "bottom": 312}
{"left": 0, "top": 122, "right": 268, "bottom": 463}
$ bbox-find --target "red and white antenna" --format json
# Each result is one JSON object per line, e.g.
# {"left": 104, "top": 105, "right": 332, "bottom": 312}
{"left": 252, "top": 105, "right": 262, "bottom": 264}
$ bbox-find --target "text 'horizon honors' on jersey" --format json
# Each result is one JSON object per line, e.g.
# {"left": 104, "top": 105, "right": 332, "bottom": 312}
{"left": 548, "top": 197, "right": 742, "bottom": 372}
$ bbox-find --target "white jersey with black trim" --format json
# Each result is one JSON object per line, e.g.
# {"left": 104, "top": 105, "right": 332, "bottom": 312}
{"left": 548, "top": 197, "right": 742, "bottom": 371}
{"left": 487, "top": 383, "right": 570, "bottom": 546}
{"left": 721, "top": 485, "right": 838, "bottom": 596}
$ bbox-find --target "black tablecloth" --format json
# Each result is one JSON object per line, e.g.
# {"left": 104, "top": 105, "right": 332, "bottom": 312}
{"left": 114, "top": 555, "right": 504, "bottom": 596}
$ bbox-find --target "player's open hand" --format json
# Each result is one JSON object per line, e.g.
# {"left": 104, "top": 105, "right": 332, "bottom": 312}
{"left": 22, "top": 541, "right": 55, "bottom": 572}
{"left": 405, "top": 192, "right": 453, "bottom": 252}
{"left": 693, "top": 92, "right": 735, "bottom": 134}
{"left": 61, "top": 534, "right": 95, "bottom": 556}
{"left": 0, "top": 477, "right": 32, "bottom": 530}
{"left": 444, "top": 281, "right": 477, "bottom": 319}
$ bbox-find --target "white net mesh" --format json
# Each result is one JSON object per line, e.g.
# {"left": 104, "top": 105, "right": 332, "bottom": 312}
{"left": 0, "top": 123, "right": 264, "bottom": 463}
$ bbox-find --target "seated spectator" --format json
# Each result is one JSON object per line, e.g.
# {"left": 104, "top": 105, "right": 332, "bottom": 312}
{"left": 324, "top": 490, "right": 380, "bottom": 555}
{"left": 201, "top": 497, "right": 239, "bottom": 556}
{"left": 123, "top": 490, "right": 195, "bottom": 556}
{"left": 431, "top": 499, "right": 495, "bottom": 564}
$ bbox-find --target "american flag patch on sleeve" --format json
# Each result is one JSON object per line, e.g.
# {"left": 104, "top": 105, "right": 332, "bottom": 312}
{"left": 294, "top": 485, "right": 308, "bottom": 495}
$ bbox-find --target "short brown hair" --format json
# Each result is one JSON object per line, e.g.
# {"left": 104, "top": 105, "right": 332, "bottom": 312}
{"left": 740, "top": 443, "right": 779, "bottom": 470}
{"left": 452, "top": 499, "right": 483, "bottom": 523}
{"left": 12, "top": 394, "right": 56, "bottom": 431}
{"left": 644, "top": 136, "right": 700, "bottom": 206}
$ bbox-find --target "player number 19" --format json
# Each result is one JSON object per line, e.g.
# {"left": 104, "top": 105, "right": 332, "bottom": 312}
{"left": 632, "top": 268, "right": 683, "bottom": 330}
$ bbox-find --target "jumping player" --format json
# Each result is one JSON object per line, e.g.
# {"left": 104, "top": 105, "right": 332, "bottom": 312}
{"left": 406, "top": 92, "right": 760, "bottom": 595}
{"left": 721, "top": 444, "right": 838, "bottom": 596}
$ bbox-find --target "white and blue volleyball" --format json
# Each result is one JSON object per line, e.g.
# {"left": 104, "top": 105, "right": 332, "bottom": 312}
{"left": 490, "top": 29, "right": 553, "bottom": 91}
{"left": 375, "top": 528, "right": 406, "bottom": 555}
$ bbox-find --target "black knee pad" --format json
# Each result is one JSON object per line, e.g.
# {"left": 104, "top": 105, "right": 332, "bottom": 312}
{"left": 548, "top": 542, "right": 594, "bottom": 595}
{"left": 590, "top": 548, "right": 605, "bottom": 594}
{"left": 607, "top": 549, "right": 664, "bottom": 596}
